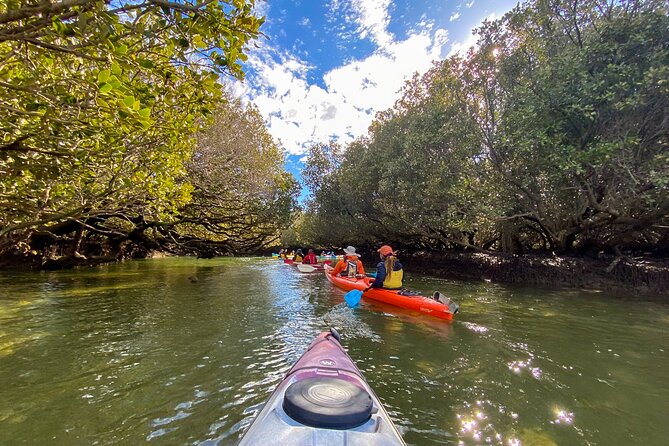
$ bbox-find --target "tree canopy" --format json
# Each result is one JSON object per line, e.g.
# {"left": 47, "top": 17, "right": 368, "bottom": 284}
{"left": 0, "top": 1, "right": 298, "bottom": 266}
{"left": 298, "top": 0, "right": 669, "bottom": 256}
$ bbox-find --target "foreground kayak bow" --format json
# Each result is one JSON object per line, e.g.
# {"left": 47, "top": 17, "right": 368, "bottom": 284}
{"left": 237, "top": 329, "right": 405, "bottom": 445}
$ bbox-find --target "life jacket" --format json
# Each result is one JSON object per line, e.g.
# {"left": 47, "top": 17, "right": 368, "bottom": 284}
{"left": 344, "top": 260, "right": 358, "bottom": 277}
{"left": 383, "top": 267, "right": 403, "bottom": 289}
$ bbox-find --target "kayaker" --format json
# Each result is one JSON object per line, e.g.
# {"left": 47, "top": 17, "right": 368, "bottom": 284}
{"left": 331, "top": 246, "right": 366, "bottom": 278}
{"left": 367, "top": 245, "right": 403, "bottom": 290}
{"left": 294, "top": 249, "right": 304, "bottom": 262}
{"left": 279, "top": 248, "right": 286, "bottom": 259}
{"left": 302, "top": 249, "right": 318, "bottom": 264}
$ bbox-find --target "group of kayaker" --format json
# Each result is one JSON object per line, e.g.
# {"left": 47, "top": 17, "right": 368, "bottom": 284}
{"left": 279, "top": 244, "right": 405, "bottom": 290}
{"left": 331, "top": 245, "right": 404, "bottom": 290}
{"left": 278, "top": 248, "right": 321, "bottom": 264}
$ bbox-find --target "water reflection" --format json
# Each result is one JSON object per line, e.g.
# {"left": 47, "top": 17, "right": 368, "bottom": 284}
{"left": 0, "top": 258, "right": 668, "bottom": 445}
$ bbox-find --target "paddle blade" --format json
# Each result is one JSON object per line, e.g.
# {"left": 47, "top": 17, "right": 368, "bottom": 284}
{"left": 344, "top": 289, "right": 363, "bottom": 307}
{"left": 297, "top": 264, "right": 315, "bottom": 273}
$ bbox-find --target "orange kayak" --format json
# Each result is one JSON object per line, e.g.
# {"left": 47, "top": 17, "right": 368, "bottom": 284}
{"left": 324, "top": 266, "right": 456, "bottom": 321}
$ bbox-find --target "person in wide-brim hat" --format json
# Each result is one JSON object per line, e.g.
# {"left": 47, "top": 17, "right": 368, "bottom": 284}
{"left": 331, "top": 246, "right": 365, "bottom": 277}
{"left": 343, "top": 245, "right": 360, "bottom": 257}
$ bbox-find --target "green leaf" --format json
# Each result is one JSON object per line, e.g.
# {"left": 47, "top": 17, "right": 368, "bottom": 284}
{"left": 99, "top": 83, "right": 113, "bottom": 93}
{"left": 123, "top": 95, "right": 135, "bottom": 107}
{"left": 115, "top": 44, "right": 128, "bottom": 55}
{"left": 138, "top": 108, "right": 151, "bottom": 118}
{"left": 97, "top": 69, "right": 110, "bottom": 83}
{"left": 139, "top": 59, "right": 154, "bottom": 69}
{"left": 193, "top": 35, "right": 206, "bottom": 49}
{"left": 111, "top": 62, "right": 122, "bottom": 75}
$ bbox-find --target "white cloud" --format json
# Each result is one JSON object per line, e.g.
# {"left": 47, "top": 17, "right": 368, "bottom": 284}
{"left": 450, "top": 11, "right": 461, "bottom": 22}
{"left": 242, "top": 27, "right": 449, "bottom": 155}
{"left": 466, "top": 1, "right": 475, "bottom": 8}
{"left": 238, "top": 1, "right": 510, "bottom": 156}
{"left": 329, "top": 0, "right": 394, "bottom": 49}
{"left": 252, "top": 0, "right": 270, "bottom": 18}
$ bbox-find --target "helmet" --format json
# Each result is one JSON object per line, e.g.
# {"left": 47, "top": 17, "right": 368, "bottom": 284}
{"left": 377, "top": 245, "right": 394, "bottom": 256}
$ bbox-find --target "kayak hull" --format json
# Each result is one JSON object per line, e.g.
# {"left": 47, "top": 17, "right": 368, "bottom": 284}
{"left": 237, "top": 330, "right": 405, "bottom": 445}
{"left": 324, "top": 266, "right": 455, "bottom": 321}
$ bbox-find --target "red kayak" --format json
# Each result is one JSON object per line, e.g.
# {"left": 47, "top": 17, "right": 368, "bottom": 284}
{"left": 238, "top": 329, "right": 405, "bottom": 445}
{"left": 324, "top": 265, "right": 457, "bottom": 321}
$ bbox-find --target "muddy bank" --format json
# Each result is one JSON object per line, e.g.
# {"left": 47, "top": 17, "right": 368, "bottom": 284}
{"left": 389, "top": 251, "right": 669, "bottom": 297}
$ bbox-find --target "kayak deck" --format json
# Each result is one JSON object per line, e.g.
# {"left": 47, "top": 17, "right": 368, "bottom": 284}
{"left": 237, "top": 330, "right": 405, "bottom": 445}
{"left": 324, "top": 266, "right": 455, "bottom": 321}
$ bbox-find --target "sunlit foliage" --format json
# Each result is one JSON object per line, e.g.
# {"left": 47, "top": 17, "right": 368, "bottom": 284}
{"left": 0, "top": 1, "right": 297, "bottom": 265}
{"left": 300, "top": 0, "right": 669, "bottom": 256}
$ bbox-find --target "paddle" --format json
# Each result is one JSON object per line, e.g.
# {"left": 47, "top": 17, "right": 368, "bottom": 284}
{"left": 344, "top": 289, "right": 364, "bottom": 307}
{"left": 297, "top": 264, "right": 316, "bottom": 273}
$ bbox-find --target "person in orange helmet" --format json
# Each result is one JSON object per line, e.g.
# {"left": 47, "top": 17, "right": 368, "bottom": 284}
{"left": 331, "top": 246, "right": 365, "bottom": 278}
{"left": 368, "top": 245, "right": 403, "bottom": 290}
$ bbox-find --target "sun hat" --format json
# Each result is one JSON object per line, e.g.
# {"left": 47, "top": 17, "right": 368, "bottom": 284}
{"left": 343, "top": 246, "right": 360, "bottom": 257}
{"left": 377, "top": 245, "right": 394, "bottom": 256}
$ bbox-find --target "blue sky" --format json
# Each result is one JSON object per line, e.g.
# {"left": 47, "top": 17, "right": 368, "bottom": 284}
{"left": 235, "top": 0, "right": 519, "bottom": 199}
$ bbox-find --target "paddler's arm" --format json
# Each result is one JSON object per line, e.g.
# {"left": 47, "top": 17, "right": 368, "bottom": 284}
{"left": 331, "top": 260, "right": 344, "bottom": 276}
{"left": 366, "top": 263, "right": 386, "bottom": 290}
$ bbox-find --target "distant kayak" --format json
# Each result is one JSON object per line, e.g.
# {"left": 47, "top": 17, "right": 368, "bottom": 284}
{"left": 237, "top": 329, "right": 406, "bottom": 445}
{"left": 317, "top": 255, "right": 342, "bottom": 262}
{"left": 324, "top": 265, "right": 458, "bottom": 321}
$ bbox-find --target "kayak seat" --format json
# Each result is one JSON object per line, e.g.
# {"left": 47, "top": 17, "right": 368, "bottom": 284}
{"left": 282, "top": 377, "right": 373, "bottom": 429}
{"left": 396, "top": 289, "right": 421, "bottom": 296}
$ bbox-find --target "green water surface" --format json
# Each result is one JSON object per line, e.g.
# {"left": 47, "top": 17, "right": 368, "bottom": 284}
{"left": 1, "top": 257, "right": 667, "bottom": 445}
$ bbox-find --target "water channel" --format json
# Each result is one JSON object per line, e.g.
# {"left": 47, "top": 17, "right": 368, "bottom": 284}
{"left": 1, "top": 257, "right": 667, "bottom": 445}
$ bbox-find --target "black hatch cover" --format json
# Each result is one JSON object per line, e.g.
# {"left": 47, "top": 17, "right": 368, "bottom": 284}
{"left": 282, "top": 377, "right": 373, "bottom": 429}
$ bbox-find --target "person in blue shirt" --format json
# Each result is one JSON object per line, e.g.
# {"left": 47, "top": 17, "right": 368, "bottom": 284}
{"left": 368, "top": 245, "right": 403, "bottom": 290}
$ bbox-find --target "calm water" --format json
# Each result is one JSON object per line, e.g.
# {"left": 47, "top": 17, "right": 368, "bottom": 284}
{"left": 1, "top": 257, "right": 668, "bottom": 445}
